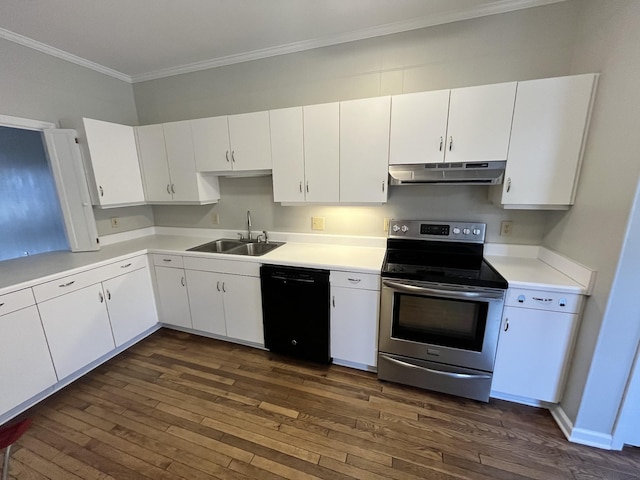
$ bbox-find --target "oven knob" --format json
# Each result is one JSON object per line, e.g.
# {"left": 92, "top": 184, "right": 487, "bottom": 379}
{"left": 473, "top": 228, "right": 481, "bottom": 235}
{"left": 401, "top": 225, "right": 409, "bottom": 233}
{"left": 392, "top": 224, "right": 400, "bottom": 232}
{"left": 452, "top": 227, "right": 461, "bottom": 234}
{"left": 463, "top": 228, "right": 471, "bottom": 235}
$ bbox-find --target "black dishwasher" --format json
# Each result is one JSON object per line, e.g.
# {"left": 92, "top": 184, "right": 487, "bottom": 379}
{"left": 260, "top": 265, "right": 330, "bottom": 363}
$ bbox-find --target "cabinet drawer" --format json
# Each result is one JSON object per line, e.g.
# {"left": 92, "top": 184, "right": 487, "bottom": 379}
{"left": 505, "top": 288, "right": 583, "bottom": 314}
{"left": 33, "top": 268, "right": 105, "bottom": 303}
{"left": 330, "top": 271, "right": 380, "bottom": 290}
{"left": 152, "top": 254, "right": 184, "bottom": 268}
{"left": 97, "top": 255, "right": 148, "bottom": 280}
{"left": 0, "top": 288, "right": 36, "bottom": 316}
{"left": 183, "top": 256, "right": 260, "bottom": 277}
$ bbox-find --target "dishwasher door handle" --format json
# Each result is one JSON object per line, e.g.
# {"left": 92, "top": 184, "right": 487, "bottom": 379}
{"left": 271, "top": 275, "right": 315, "bottom": 283}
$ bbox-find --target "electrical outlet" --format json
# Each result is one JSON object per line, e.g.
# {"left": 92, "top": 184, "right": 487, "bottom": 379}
{"left": 500, "top": 220, "right": 513, "bottom": 236}
{"left": 311, "top": 216, "right": 325, "bottom": 231}
{"left": 384, "top": 218, "right": 390, "bottom": 232}
{"left": 110, "top": 217, "right": 119, "bottom": 228}
{"left": 211, "top": 213, "right": 220, "bottom": 225}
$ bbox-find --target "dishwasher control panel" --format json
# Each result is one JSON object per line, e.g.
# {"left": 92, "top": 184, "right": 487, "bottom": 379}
{"left": 505, "top": 288, "right": 583, "bottom": 314}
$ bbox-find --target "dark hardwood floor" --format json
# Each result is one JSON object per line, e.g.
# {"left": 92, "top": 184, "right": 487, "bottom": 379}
{"left": 4, "top": 329, "right": 640, "bottom": 479}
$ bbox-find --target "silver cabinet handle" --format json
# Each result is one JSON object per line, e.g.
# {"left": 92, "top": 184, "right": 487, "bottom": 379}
{"left": 347, "top": 278, "right": 361, "bottom": 283}
{"left": 299, "top": 181, "right": 303, "bottom": 193}
{"left": 181, "top": 276, "right": 185, "bottom": 287}
{"left": 59, "top": 280, "right": 75, "bottom": 288}
{"left": 171, "top": 184, "right": 176, "bottom": 194}
{"left": 439, "top": 136, "right": 443, "bottom": 151}
{"left": 506, "top": 177, "right": 512, "bottom": 193}
{"left": 332, "top": 296, "right": 335, "bottom": 307}
{"left": 231, "top": 151, "right": 235, "bottom": 163}
{"left": 120, "top": 263, "right": 132, "bottom": 269}
{"left": 222, "top": 282, "right": 226, "bottom": 293}
{"left": 225, "top": 150, "right": 230, "bottom": 163}
{"left": 106, "top": 289, "right": 111, "bottom": 300}
{"left": 216, "top": 281, "right": 221, "bottom": 292}
{"left": 166, "top": 184, "right": 171, "bottom": 194}
{"left": 448, "top": 136, "right": 453, "bottom": 151}
{"left": 382, "top": 181, "right": 385, "bottom": 192}
{"left": 162, "top": 258, "right": 172, "bottom": 262}
{"left": 306, "top": 181, "right": 309, "bottom": 193}
{"left": 99, "top": 291, "right": 104, "bottom": 303}
{"left": 504, "top": 318, "right": 509, "bottom": 332}
{"left": 99, "top": 186, "right": 104, "bottom": 197}
{"left": 0, "top": 303, "right": 5, "bottom": 307}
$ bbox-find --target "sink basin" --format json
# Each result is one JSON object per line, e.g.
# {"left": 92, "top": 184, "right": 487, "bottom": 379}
{"left": 225, "top": 242, "right": 284, "bottom": 256}
{"left": 187, "top": 238, "right": 284, "bottom": 256}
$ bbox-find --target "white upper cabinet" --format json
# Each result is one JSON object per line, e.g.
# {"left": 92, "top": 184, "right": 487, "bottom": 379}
{"left": 192, "top": 112, "right": 271, "bottom": 173}
{"left": 136, "top": 121, "right": 220, "bottom": 204}
{"left": 445, "top": 82, "right": 517, "bottom": 162}
{"left": 270, "top": 107, "right": 305, "bottom": 203}
{"left": 389, "top": 83, "right": 516, "bottom": 165}
{"left": 270, "top": 103, "right": 340, "bottom": 203}
{"left": 492, "top": 74, "right": 597, "bottom": 209}
{"left": 83, "top": 118, "right": 146, "bottom": 207}
{"left": 389, "top": 89, "right": 450, "bottom": 165}
{"left": 340, "top": 96, "right": 391, "bottom": 203}
{"left": 304, "top": 102, "right": 340, "bottom": 203}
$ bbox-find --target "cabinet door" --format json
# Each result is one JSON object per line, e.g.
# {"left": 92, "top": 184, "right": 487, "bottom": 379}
{"left": 136, "top": 124, "right": 172, "bottom": 202}
{"left": 331, "top": 286, "right": 379, "bottom": 367}
{"left": 446, "top": 82, "right": 516, "bottom": 162}
{"left": 227, "top": 111, "right": 272, "bottom": 171}
{"left": 185, "top": 269, "right": 226, "bottom": 336}
{"left": 163, "top": 121, "right": 199, "bottom": 202}
{"left": 390, "top": 90, "right": 450, "bottom": 165}
{"left": 492, "top": 306, "right": 577, "bottom": 402}
{"left": 304, "top": 103, "right": 340, "bottom": 203}
{"left": 501, "top": 74, "right": 596, "bottom": 206}
{"left": 83, "top": 118, "right": 145, "bottom": 206}
{"left": 155, "top": 266, "right": 192, "bottom": 329}
{"left": 104, "top": 267, "right": 158, "bottom": 347}
{"left": 222, "top": 274, "right": 264, "bottom": 345}
{"left": 270, "top": 107, "right": 305, "bottom": 203}
{"left": 39, "top": 285, "right": 115, "bottom": 380}
{"left": 0, "top": 306, "right": 58, "bottom": 414}
{"left": 340, "top": 97, "right": 391, "bottom": 203}
{"left": 191, "top": 116, "right": 232, "bottom": 172}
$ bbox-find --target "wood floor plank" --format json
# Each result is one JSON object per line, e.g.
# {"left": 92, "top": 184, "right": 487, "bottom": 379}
{"left": 10, "top": 329, "right": 640, "bottom": 480}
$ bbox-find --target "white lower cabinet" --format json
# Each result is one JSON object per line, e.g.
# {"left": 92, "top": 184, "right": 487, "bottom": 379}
{"left": 154, "top": 265, "right": 192, "bottom": 329}
{"left": 492, "top": 288, "right": 583, "bottom": 403}
{"left": 104, "top": 267, "right": 158, "bottom": 346}
{"left": 0, "top": 301, "right": 57, "bottom": 414}
{"left": 38, "top": 285, "right": 116, "bottom": 380}
{"left": 330, "top": 271, "right": 380, "bottom": 369}
{"left": 185, "top": 265, "right": 264, "bottom": 346}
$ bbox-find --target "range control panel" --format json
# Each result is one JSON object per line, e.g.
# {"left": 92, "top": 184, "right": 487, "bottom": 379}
{"left": 389, "top": 220, "right": 486, "bottom": 243}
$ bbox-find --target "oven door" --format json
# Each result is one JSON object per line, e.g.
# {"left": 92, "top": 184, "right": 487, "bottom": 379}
{"left": 379, "top": 279, "right": 505, "bottom": 372}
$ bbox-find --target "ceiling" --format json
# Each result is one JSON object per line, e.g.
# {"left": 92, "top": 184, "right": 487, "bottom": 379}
{"left": 0, "top": 0, "right": 565, "bottom": 83}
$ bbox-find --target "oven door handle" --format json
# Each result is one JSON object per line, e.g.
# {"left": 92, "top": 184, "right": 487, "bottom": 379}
{"left": 382, "top": 279, "right": 504, "bottom": 300}
{"left": 383, "top": 355, "right": 492, "bottom": 380}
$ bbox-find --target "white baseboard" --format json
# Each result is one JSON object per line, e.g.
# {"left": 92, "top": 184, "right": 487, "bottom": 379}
{"left": 550, "top": 404, "right": 616, "bottom": 450}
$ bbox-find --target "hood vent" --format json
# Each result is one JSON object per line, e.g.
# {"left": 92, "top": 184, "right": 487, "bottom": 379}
{"left": 389, "top": 161, "right": 506, "bottom": 186}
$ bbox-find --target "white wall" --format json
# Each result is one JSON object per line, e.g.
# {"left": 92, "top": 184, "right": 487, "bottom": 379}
{"left": 542, "top": 0, "right": 640, "bottom": 439}
{"left": 0, "top": 38, "right": 154, "bottom": 237}
{"left": 134, "top": 1, "right": 581, "bottom": 242}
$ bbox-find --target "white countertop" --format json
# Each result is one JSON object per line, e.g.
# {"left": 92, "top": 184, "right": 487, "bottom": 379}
{"left": 0, "top": 229, "right": 593, "bottom": 296}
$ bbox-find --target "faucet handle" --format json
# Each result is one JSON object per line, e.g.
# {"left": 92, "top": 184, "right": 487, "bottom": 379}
{"left": 257, "top": 230, "right": 269, "bottom": 243}
{"left": 237, "top": 233, "right": 245, "bottom": 240}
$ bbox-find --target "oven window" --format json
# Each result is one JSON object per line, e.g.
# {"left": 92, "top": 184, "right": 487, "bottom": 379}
{"left": 392, "top": 293, "right": 488, "bottom": 351}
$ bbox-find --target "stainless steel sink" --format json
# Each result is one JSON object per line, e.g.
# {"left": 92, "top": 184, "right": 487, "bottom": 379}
{"left": 187, "top": 238, "right": 284, "bottom": 256}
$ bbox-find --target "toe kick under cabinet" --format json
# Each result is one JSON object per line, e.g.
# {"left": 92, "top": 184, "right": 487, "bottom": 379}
{"left": 491, "top": 288, "right": 584, "bottom": 404}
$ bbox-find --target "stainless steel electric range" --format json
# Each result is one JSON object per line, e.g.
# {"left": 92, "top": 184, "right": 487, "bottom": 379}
{"left": 378, "top": 220, "right": 508, "bottom": 402}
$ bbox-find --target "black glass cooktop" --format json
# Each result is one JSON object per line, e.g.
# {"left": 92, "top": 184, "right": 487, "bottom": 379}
{"left": 381, "top": 238, "right": 508, "bottom": 289}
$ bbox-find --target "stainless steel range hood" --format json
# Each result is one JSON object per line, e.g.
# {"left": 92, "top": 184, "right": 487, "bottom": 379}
{"left": 389, "top": 161, "right": 506, "bottom": 186}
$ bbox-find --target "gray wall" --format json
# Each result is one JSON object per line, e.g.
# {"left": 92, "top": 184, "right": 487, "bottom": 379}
{"left": 543, "top": 0, "right": 640, "bottom": 437}
{"left": 0, "top": 38, "right": 154, "bottom": 237}
{"left": 135, "top": 1, "right": 582, "bottom": 244}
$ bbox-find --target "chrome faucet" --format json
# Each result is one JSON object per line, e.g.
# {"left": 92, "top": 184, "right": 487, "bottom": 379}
{"left": 246, "top": 210, "right": 252, "bottom": 240}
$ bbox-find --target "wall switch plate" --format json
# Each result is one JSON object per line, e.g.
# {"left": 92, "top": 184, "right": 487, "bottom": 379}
{"left": 110, "top": 217, "right": 119, "bottom": 228}
{"left": 211, "top": 213, "right": 220, "bottom": 225}
{"left": 500, "top": 220, "right": 513, "bottom": 236}
{"left": 384, "top": 218, "right": 390, "bottom": 232}
{"left": 311, "top": 216, "right": 325, "bottom": 231}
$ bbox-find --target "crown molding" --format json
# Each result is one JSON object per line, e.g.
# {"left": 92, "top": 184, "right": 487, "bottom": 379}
{"left": 0, "top": 27, "right": 132, "bottom": 83}
{"left": 1, "top": 0, "right": 565, "bottom": 84}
